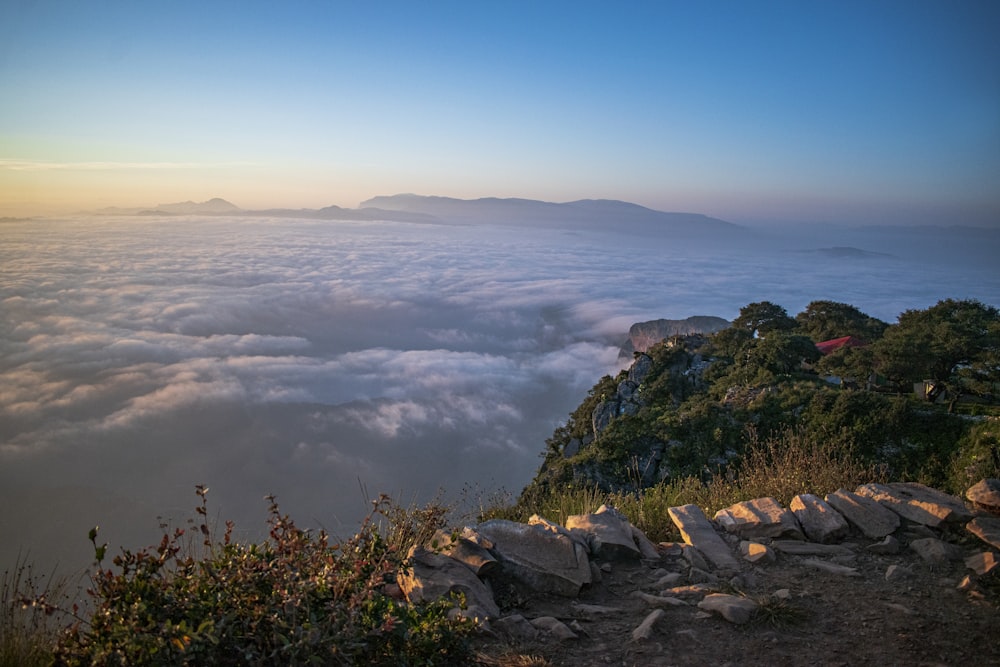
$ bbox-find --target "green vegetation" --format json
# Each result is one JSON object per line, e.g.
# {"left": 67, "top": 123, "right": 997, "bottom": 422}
{"left": 513, "top": 298, "right": 1000, "bottom": 525}
{"left": 7, "top": 489, "right": 477, "bottom": 667}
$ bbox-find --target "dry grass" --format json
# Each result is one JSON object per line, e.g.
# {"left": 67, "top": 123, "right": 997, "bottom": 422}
{"left": 1, "top": 555, "right": 74, "bottom": 667}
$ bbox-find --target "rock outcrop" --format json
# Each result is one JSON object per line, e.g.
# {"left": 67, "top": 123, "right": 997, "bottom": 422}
{"left": 620, "top": 316, "right": 731, "bottom": 358}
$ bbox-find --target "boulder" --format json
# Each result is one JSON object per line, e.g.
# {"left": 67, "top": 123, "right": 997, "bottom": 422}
{"left": 427, "top": 527, "right": 498, "bottom": 577}
{"left": 714, "top": 497, "right": 805, "bottom": 540}
{"left": 825, "top": 488, "right": 900, "bottom": 539}
{"left": 855, "top": 482, "right": 972, "bottom": 527}
{"left": 476, "top": 519, "right": 592, "bottom": 597}
{"left": 966, "top": 478, "right": 1000, "bottom": 513}
{"left": 966, "top": 516, "right": 1000, "bottom": 551}
{"left": 790, "top": 493, "right": 850, "bottom": 543}
{"left": 397, "top": 546, "right": 500, "bottom": 621}
{"left": 565, "top": 504, "right": 641, "bottom": 561}
{"left": 908, "top": 537, "right": 962, "bottom": 565}
{"left": 697, "top": 593, "right": 758, "bottom": 624}
{"left": 668, "top": 504, "right": 740, "bottom": 572}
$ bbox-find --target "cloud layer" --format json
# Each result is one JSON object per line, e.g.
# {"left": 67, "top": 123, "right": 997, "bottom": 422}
{"left": 1, "top": 215, "right": 997, "bottom": 573}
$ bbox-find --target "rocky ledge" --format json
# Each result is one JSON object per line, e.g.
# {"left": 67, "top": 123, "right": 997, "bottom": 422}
{"left": 393, "top": 479, "right": 1000, "bottom": 665}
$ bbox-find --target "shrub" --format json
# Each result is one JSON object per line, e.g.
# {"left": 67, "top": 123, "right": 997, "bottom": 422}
{"left": 54, "top": 488, "right": 476, "bottom": 666}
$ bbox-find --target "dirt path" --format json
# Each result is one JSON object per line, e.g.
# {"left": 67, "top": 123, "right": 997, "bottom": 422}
{"left": 474, "top": 534, "right": 1000, "bottom": 666}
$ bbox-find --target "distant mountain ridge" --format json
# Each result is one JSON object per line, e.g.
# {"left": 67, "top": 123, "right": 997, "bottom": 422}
{"left": 88, "top": 194, "right": 746, "bottom": 239}
{"left": 360, "top": 194, "right": 743, "bottom": 236}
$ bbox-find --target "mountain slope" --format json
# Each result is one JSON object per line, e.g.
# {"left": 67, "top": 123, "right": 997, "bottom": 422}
{"left": 359, "top": 194, "right": 747, "bottom": 237}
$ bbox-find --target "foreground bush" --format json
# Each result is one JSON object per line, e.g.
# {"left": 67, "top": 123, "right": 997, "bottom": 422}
{"left": 54, "top": 488, "right": 475, "bottom": 666}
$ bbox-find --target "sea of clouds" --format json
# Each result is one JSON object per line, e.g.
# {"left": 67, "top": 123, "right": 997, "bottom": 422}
{"left": 2, "top": 215, "right": 997, "bottom": 574}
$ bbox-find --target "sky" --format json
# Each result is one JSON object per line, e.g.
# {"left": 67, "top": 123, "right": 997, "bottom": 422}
{"left": 2, "top": 1, "right": 999, "bottom": 226}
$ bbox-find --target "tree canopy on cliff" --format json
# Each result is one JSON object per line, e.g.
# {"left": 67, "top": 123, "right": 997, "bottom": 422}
{"left": 523, "top": 298, "right": 1000, "bottom": 510}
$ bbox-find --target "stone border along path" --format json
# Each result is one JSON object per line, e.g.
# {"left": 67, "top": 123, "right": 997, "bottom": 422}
{"left": 393, "top": 479, "right": 1000, "bottom": 654}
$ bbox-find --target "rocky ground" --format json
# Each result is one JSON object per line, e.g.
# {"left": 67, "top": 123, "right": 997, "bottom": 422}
{"left": 454, "top": 483, "right": 1000, "bottom": 666}
{"left": 473, "top": 534, "right": 999, "bottom": 666}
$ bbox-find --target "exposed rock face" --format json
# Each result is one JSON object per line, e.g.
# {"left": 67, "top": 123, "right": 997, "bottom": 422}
{"left": 620, "top": 316, "right": 730, "bottom": 357}
{"left": 592, "top": 353, "right": 653, "bottom": 436}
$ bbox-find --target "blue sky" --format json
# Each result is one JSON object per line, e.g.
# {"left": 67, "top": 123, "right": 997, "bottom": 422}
{"left": 2, "top": 1, "right": 998, "bottom": 225}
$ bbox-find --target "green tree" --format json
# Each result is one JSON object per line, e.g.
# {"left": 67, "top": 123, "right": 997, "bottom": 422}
{"left": 732, "top": 301, "right": 797, "bottom": 338}
{"left": 874, "top": 299, "right": 1000, "bottom": 398}
{"left": 746, "top": 331, "right": 822, "bottom": 375}
{"left": 815, "top": 344, "right": 876, "bottom": 385}
{"left": 795, "top": 300, "right": 888, "bottom": 343}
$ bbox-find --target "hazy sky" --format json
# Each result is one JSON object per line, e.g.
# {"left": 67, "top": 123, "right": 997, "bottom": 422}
{"left": 2, "top": 1, "right": 998, "bottom": 225}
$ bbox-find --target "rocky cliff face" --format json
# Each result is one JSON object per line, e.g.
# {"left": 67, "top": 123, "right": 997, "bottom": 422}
{"left": 620, "top": 317, "right": 730, "bottom": 358}
{"left": 545, "top": 337, "right": 715, "bottom": 493}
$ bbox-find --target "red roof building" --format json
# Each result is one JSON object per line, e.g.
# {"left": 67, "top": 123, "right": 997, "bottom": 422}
{"left": 815, "top": 335, "right": 866, "bottom": 355}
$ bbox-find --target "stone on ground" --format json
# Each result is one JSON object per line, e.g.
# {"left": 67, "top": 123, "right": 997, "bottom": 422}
{"left": 908, "top": 537, "right": 962, "bottom": 565}
{"left": 668, "top": 504, "right": 740, "bottom": 572}
{"left": 771, "top": 540, "right": 854, "bottom": 557}
{"left": 825, "top": 488, "right": 900, "bottom": 539}
{"left": 697, "top": 593, "right": 759, "bottom": 624}
{"left": 530, "top": 616, "right": 578, "bottom": 641}
{"left": 966, "top": 515, "right": 1000, "bottom": 550}
{"left": 856, "top": 482, "right": 972, "bottom": 527}
{"left": 476, "top": 518, "right": 592, "bottom": 597}
{"left": 965, "top": 551, "right": 999, "bottom": 575}
{"left": 565, "top": 504, "right": 641, "bottom": 561}
{"left": 740, "top": 540, "right": 776, "bottom": 564}
{"left": 867, "top": 535, "right": 901, "bottom": 555}
{"left": 801, "top": 558, "right": 860, "bottom": 577}
{"left": 790, "top": 493, "right": 850, "bottom": 543}
{"left": 714, "top": 497, "right": 805, "bottom": 540}
{"left": 631, "top": 608, "right": 667, "bottom": 641}
{"left": 966, "top": 478, "right": 1000, "bottom": 513}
